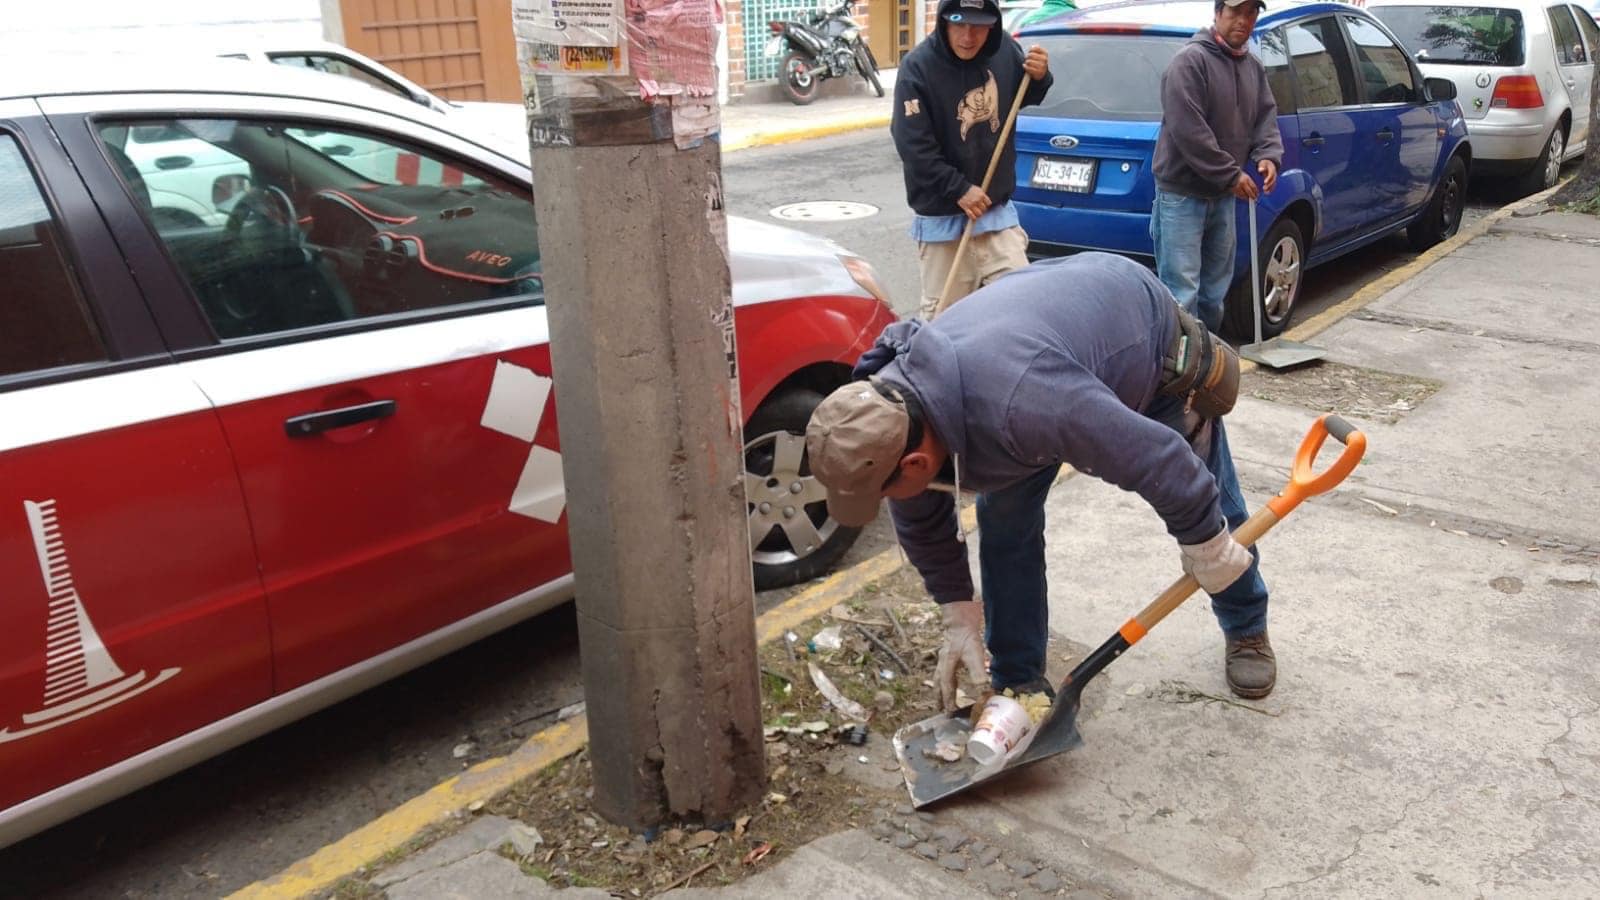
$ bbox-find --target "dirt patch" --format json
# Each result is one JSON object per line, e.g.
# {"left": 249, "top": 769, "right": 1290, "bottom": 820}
{"left": 1242, "top": 359, "right": 1443, "bottom": 424}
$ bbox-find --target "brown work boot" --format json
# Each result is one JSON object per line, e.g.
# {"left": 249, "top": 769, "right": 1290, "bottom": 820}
{"left": 1225, "top": 631, "right": 1276, "bottom": 699}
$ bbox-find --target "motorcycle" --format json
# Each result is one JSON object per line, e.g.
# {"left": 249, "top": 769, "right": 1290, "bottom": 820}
{"left": 764, "top": 0, "right": 884, "bottom": 105}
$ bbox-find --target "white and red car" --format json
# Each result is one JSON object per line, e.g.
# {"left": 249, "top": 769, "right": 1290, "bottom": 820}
{"left": 0, "top": 58, "right": 895, "bottom": 846}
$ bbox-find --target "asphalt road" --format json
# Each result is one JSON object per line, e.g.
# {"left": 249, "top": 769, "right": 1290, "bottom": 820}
{"left": 0, "top": 125, "right": 1512, "bottom": 900}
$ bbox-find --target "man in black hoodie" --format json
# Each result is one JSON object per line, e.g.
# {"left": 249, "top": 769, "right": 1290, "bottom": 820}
{"left": 892, "top": 0, "right": 1052, "bottom": 319}
{"left": 1151, "top": 0, "right": 1283, "bottom": 333}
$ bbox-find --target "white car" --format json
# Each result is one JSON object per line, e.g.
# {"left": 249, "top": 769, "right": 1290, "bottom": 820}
{"left": 1371, "top": 0, "right": 1597, "bottom": 193}
{"left": 219, "top": 41, "right": 529, "bottom": 150}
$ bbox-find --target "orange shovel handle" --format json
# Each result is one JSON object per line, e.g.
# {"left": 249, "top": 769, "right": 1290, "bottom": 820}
{"left": 1119, "top": 414, "right": 1366, "bottom": 644}
{"left": 1266, "top": 414, "right": 1366, "bottom": 519}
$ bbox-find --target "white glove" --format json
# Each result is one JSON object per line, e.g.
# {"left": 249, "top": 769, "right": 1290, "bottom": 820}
{"left": 1180, "top": 528, "right": 1253, "bottom": 593}
{"left": 935, "top": 598, "right": 986, "bottom": 711}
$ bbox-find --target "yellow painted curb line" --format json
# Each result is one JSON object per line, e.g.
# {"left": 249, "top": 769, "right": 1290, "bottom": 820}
{"left": 723, "top": 112, "right": 891, "bottom": 153}
{"left": 1241, "top": 178, "right": 1569, "bottom": 373}
{"left": 232, "top": 507, "right": 957, "bottom": 898}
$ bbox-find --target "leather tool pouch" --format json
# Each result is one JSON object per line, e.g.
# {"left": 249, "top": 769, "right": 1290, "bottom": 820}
{"left": 1159, "top": 304, "right": 1240, "bottom": 419}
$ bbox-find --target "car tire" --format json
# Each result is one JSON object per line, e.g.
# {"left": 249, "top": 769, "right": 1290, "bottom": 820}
{"left": 1408, "top": 155, "right": 1467, "bottom": 251}
{"left": 1516, "top": 124, "right": 1566, "bottom": 196}
{"left": 744, "top": 388, "right": 861, "bottom": 590}
{"left": 781, "top": 51, "right": 820, "bottom": 106}
{"left": 1224, "top": 215, "right": 1304, "bottom": 341}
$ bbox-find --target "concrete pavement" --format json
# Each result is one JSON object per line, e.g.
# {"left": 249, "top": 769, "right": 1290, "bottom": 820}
{"left": 721, "top": 69, "right": 895, "bottom": 152}
{"left": 236, "top": 192, "right": 1600, "bottom": 895}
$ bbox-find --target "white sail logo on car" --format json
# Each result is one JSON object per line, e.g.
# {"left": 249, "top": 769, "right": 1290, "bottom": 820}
{"left": 0, "top": 500, "right": 180, "bottom": 744}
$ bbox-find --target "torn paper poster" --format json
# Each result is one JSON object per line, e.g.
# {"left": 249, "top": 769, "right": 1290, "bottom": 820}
{"left": 514, "top": 0, "right": 623, "bottom": 47}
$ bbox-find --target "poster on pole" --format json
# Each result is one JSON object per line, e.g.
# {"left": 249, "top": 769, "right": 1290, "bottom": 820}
{"left": 513, "top": 0, "right": 623, "bottom": 47}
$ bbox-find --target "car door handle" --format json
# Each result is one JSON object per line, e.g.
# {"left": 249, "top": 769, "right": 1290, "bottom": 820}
{"left": 154, "top": 155, "right": 193, "bottom": 170}
{"left": 1301, "top": 135, "right": 1325, "bottom": 147}
{"left": 285, "top": 400, "right": 396, "bottom": 437}
{"left": 1375, "top": 128, "right": 1395, "bottom": 142}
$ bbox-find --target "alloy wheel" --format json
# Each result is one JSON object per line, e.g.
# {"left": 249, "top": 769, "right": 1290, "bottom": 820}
{"left": 743, "top": 429, "right": 836, "bottom": 566}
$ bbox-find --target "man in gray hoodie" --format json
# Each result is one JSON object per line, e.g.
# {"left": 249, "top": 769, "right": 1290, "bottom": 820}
{"left": 804, "top": 253, "right": 1275, "bottom": 707}
{"left": 1151, "top": 0, "right": 1283, "bottom": 333}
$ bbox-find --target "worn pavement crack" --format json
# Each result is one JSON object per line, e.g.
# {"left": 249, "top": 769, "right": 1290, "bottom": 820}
{"left": 1351, "top": 309, "right": 1600, "bottom": 354}
{"left": 1258, "top": 782, "right": 1446, "bottom": 897}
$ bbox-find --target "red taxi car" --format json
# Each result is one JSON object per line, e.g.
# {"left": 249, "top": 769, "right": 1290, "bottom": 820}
{"left": 0, "top": 59, "right": 895, "bottom": 845}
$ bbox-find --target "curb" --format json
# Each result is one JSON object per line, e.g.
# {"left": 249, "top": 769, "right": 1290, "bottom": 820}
{"left": 1246, "top": 178, "right": 1569, "bottom": 371}
{"left": 231, "top": 508, "right": 947, "bottom": 899}
{"left": 722, "top": 112, "right": 891, "bottom": 153}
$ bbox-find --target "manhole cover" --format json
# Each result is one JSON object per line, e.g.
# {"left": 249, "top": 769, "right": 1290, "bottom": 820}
{"left": 769, "top": 201, "right": 879, "bottom": 222}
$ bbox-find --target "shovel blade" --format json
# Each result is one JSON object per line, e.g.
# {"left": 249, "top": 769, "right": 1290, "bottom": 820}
{"left": 1241, "top": 337, "right": 1326, "bottom": 370}
{"left": 893, "top": 694, "right": 1084, "bottom": 808}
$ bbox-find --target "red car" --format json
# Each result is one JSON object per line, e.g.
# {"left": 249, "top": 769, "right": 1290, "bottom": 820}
{"left": 0, "top": 59, "right": 894, "bottom": 845}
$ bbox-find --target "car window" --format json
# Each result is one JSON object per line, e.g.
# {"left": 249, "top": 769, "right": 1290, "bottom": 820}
{"left": 269, "top": 53, "right": 415, "bottom": 101}
{"left": 1259, "top": 27, "right": 1298, "bottom": 114}
{"left": 1286, "top": 17, "right": 1360, "bottom": 108}
{"left": 1577, "top": 4, "right": 1600, "bottom": 52}
{"left": 1369, "top": 6, "right": 1526, "bottom": 65}
{"left": 0, "top": 134, "right": 107, "bottom": 380}
{"left": 1029, "top": 34, "right": 1184, "bottom": 121}
{"left": 1344, "top": 15, "right": 1421, "bottom": 102}
{"left": 1548, "top": 4, "right": 1588, "bottom": 63}
{"left": 95, "top": 118, "right": 541, "bottom": 342}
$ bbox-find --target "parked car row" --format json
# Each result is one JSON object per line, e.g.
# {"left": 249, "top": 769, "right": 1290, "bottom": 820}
{"left": 1013, "top": 0, "right": 1474, "bottom": 338}
{"left": 0, "top": 58, "right": 894, "bottom": 847}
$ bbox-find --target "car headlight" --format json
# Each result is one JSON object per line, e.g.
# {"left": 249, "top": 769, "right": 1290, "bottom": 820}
{"left": 839, "top": 255, "right": 890, "bottom": 304}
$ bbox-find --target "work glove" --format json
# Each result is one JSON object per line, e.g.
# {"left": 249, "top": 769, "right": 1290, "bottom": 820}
{"left": 1179, "top": 528, "right": 1253, "bottom": 594}
{"left": 935, "top": 598, "right": 986, "bottom": 711}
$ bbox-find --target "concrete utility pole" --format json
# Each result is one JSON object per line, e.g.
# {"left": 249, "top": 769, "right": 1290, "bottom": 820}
{"left": 511, "top": 0, "right": 765, "bottom": 828}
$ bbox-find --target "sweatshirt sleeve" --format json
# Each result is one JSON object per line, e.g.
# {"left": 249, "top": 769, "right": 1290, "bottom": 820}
{"left": 888, "top": 490, "right": 975, "bottom": 604}
{"left": 1249, "top": 64, "right": 1285, "bottom": 166}
{"left": 1159, "top": 50, "right": 1242, "bottom": 194}
{"left": 892, "top": 64, "right": 973, "bottom": 203}
{"left": 1005, "top": 357, "right": 1224, "bottom": 545}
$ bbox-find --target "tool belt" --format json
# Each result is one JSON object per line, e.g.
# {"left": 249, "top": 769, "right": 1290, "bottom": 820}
{"left": 1159, "top": 303, "right": 1239, "bottom": 419}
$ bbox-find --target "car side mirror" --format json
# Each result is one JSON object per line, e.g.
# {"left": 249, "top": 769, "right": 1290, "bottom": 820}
{"left": 1425, "top": 77, "right": 1457, "bottom": 102}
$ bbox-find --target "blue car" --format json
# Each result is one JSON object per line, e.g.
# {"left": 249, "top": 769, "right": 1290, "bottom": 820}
{"left": 1013, "top": 0, "right": 1471, "bottom": 337}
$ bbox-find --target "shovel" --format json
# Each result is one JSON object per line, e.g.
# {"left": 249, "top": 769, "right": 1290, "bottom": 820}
{"left": 893, "top": 413, "right": 1366, "bottom": 807}
{"left": 1239, "top": 197, "right": 1326, "bottom": 369}
{"left": 930, "top": 74, "right": 1033, "bottom": 320}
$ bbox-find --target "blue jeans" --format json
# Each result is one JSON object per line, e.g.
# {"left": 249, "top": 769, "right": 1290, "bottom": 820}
{"left": 1150, "top": 189, "right": 1236, "bottom": 332}
{"left": 974, "top": 402, "right": 1269, "bottom": 690}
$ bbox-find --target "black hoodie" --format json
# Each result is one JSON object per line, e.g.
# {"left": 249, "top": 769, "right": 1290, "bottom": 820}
{"left": 890, "top": 0, "right": 1053, "bottom": 219}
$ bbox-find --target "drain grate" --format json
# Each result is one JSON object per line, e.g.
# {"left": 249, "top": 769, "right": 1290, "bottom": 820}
{"left": 769, "top": 201, "right": 879, "bottom": 222}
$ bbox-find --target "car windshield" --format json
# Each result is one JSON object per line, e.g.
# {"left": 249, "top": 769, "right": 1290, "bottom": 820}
{"left": 1369, "top": 6, "right": 1525, "bottom": 65}
{"left": 1026, "top": 33, "right": 1184, "bottom": 121}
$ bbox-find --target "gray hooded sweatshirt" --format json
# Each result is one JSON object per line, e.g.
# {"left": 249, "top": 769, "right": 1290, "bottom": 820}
{"left": 871, "top": 253, "right": 1224, "bottom": 604}
{"left": 1152, "top": 29, "right": 1284, "bottom": 198}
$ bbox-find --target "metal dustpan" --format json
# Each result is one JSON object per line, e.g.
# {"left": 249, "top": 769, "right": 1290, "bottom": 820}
{"left": 1240, "top": 198, "right": 1325, "bottom": 370}
{"left": 893, "top": 414, "right": 1368, "bottom": 808}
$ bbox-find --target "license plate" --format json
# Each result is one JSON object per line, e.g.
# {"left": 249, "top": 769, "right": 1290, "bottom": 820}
{"left": 1032, "top": 156, "right": 1096, "bottom": 193}
{"left": 764, "top": 36, "right": 784, "bottom": 57}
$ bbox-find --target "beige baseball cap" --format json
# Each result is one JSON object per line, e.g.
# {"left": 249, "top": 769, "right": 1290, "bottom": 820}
{"left": 805, "top": 381, "right": 912, "bottom": 527}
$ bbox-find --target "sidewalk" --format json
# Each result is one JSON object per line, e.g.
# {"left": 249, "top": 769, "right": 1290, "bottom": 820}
{"left": 237, "top": 196, "right": 1600, "bottom": 897}
{"left": 720, "top": 69, "right": 896, "bottom": 152}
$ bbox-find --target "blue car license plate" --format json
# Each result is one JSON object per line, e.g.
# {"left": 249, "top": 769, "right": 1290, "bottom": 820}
{"left": 1032, "top": 156, "right": 1096, "bottom": 193}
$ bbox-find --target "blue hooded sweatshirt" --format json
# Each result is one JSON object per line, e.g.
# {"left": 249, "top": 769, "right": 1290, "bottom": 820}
{"left": 869, "top": 253, "right": 1224, "bottom": 604}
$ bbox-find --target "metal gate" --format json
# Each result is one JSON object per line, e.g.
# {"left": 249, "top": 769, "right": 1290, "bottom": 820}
{"left": 742, "top": 0, "right": 827, "bottom": 81}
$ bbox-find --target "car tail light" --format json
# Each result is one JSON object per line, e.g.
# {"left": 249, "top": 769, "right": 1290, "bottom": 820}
{"left": 1490, "top": 75, "right": 1543, "bottom": 109}
{"left": 769, "top": 21, "right": 784, "bottom": 32}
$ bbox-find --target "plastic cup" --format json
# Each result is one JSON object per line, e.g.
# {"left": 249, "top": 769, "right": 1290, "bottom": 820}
{"left": 967, "top": 695, "right": 1030, "bottom": 765}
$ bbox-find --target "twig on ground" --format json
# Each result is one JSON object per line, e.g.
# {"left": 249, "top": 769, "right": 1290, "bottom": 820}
{"left": 854, "top": 624, "right": 911, "bottom": 673}
{"left": 664, "top": 860, "right": 717, "bottom": 891}
{"left": 887, "top": 608, "right": 910, "bottom": 647}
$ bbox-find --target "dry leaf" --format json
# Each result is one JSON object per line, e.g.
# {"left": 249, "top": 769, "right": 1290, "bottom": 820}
{"left": 663, "top": 828, "right": 686, "bottom": 846}
{"left": 734, "top": 815, "right": 751, "bottom": 838}
{"left": 743, "top": 842, "right": 774, "bottom": 865}
{"left": 685, "top": 829, "right": 719, "bottom": 850}
{"left": 766, "top": 791, "right": 789, "bottom": 804}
